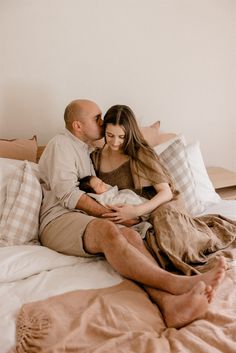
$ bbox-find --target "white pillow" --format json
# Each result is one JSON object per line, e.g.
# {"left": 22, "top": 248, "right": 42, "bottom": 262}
{"left": 185, "top": 141, "right": 221, "bottom": 210}
{"left": 155, "top": 136, "right": 204, "bottom": 215}
{"left": 0, "top": 161, "right": 42, "bottom": 246}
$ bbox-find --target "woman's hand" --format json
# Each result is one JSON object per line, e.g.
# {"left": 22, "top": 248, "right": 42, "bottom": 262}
{"left": 102, "top": 204, "right": 140, "bottom": 223}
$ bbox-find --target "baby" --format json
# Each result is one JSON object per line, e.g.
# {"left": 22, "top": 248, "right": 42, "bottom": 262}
{"left": 79, "top": 175, "right": 152, "bottom": 238}
{"left": 79, "top": 175, "right": 113, "bottom": 195}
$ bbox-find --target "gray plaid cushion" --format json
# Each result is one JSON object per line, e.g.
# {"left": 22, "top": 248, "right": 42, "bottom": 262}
{"left": 0, "top": 161, "right": 42, "bottom": 245}
{"left": 157, "top": 137, "right": 204, "bottom": 215}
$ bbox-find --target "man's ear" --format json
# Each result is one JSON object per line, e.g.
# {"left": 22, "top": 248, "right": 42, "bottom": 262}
{"left": 72, "top": 120, "right": 82, "bottom": 132}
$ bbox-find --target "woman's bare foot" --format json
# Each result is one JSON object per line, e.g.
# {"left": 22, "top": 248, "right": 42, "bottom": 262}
{"left": 169, "top": 256, "right": 226, "bottom": 295}
{"left": 160, "top": 281, "right": 211, "bottom": 328}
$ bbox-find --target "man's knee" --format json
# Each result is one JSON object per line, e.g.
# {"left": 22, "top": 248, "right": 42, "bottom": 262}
{"left": 121, "top": 227, "right": 143, "bottom": 247}
{"left": 83, "top": 219, "right": 124, "bottom": 254}
{"left": 85, "top": 218, "right": 118, "bottom": 238}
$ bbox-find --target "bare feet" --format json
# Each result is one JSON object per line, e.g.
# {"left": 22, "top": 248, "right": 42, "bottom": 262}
{"left": 169, "top": 256, "right": 226, "bottom": 295}
{"left": 160, "top": 281, "right": 211, "bottom": 328}
{"left": 197, "top": 256, "right": 226, "bottom": 290}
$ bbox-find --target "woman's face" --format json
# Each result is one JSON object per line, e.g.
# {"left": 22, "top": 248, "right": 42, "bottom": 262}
{"left": 105, "top": 124, "right": 126, "bottom": 151}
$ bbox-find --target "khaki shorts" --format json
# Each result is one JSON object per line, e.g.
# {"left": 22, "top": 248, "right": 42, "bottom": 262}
{"left": 39, "top": 212, "right": 96, "bottom": 257}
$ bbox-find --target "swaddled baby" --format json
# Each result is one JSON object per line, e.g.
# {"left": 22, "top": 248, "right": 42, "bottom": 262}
{"left": 79, "top": 175, "right": 152, "bottom": 238}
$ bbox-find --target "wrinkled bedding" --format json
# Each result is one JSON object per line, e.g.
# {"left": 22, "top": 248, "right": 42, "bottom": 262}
{"left": 11, "top": 271, "right": 236, "bottom": 353}
{"left": 1, "top": 200, "right": 236, "bottom": 353}
{"left": 146, "top": 213, "right": 236, "bottom": 275}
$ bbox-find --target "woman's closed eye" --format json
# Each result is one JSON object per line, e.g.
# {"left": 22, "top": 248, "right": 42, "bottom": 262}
{"left": 106, "top": 133, "right": 125, "bottom": 139}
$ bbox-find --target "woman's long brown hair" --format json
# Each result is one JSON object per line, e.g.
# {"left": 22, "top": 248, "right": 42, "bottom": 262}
{"left": 103, "top": 105, "right": 174, "bottom": 188}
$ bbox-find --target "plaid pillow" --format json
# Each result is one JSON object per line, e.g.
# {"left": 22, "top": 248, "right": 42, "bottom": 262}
{"left": 0, "top": 158, "right": 24, "bottom": 220}
{"left": 0, "top": 161, "right": 42, "bottom": 245}
{"left": 157, "top": 138, "right": 204, "bottom": 215}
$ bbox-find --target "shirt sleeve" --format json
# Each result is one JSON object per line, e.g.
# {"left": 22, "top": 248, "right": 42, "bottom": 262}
{"left": 39, "top": 138, "right": 86, "bottom": 210}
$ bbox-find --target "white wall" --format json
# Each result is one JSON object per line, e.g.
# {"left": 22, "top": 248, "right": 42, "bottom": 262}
{"left": 0, "top": 0, "right": 235, "bottom": 170}
{"left": 234, "top": 0, "right": 236, "bottom": 171}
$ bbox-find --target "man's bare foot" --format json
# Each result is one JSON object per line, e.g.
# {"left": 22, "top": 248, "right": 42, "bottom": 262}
{"left": 160, "top": 281, "right": 210, "bottom": 328}
{"left": 169, "top": 256, "right": 226, "bottom": 295}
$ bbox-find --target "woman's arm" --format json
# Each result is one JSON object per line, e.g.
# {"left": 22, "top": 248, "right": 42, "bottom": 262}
{"left": 102, "top": 182, "right": 173, "bottom": 223}
{"left": 136, "top": 182, "right": 173, "bottom": 216}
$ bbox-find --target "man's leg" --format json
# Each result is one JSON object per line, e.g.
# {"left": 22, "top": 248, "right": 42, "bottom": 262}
{"left": 146, "top": 281, "right": 212, "bottom": 328}
{"left": 83, "top": 219, "right": 226, "bottom": 295}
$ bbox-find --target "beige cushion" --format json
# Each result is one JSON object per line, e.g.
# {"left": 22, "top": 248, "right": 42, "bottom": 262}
{"left": 0, "top": 136, "right": 38, "bottom": 163}
{"left": 0, "top": 161, "right": 42, "bottom": 246}
{"left": 139, "top": 121, "right": 161, "bottom": 146}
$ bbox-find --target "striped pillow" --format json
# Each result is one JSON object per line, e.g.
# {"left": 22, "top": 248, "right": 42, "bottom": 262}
{"left": 0, "top": 161, "right": 42, "bottom": 245}
{"left": 156, "top": 137, "right": 204, "bottom": 215}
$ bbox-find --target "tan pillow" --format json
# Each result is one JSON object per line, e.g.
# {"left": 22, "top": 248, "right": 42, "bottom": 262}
{"left": 139, "top": 121, "right": 161, "bottom": 146}
{"left": 140, "top": 121, "right": 177, "bottom": 147}
{"left": 0, "top": 136, "right": 38, "bottom": 162}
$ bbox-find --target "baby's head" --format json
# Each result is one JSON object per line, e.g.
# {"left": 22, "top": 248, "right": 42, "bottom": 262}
{"left": 79, "top": 175, "right": 109, "bottom": 194}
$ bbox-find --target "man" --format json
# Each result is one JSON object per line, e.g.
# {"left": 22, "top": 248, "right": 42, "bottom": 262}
{"left": 39, "top": 99, "right": 225, "bottom": 328}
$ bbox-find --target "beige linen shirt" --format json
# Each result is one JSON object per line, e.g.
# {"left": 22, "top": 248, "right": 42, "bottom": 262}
{"left": 39, "top": 129, "right": 95, "bottom": 234}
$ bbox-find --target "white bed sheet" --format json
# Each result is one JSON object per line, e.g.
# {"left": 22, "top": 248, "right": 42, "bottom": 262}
{"left": 1, "top": 199, "right": 236, "bottom": 353}
{"left": 200, "top": 199, "right": 236, "bottom": 220}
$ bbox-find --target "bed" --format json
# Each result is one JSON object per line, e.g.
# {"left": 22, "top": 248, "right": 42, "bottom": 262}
{"left": 0, "top": 130, "right": 236, "bottom": 353}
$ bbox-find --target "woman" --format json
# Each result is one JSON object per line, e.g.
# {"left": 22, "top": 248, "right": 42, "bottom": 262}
{"left": 91, "top": 104, "right": 236, "bottom": 275}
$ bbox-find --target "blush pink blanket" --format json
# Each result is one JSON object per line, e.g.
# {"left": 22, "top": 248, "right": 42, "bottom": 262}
{"left": 11, "top": 269, "right": 236, "bottom": 353}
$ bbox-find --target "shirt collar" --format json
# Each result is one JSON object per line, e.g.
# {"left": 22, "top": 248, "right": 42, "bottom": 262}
{"left": 64, "top": 128, "right": 90, "bottom": 151}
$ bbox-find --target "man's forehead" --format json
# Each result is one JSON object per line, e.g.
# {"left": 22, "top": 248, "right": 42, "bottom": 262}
{"left": 70, "top": 99, "right": 101, "bottom": 120}
{"left": 83, "top": 103, "right": 101, "bottom": 119}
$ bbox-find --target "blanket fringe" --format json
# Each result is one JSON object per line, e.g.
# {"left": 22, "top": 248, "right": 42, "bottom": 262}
{"left": 15, "top": 308, "right": 50, "bottom": 353}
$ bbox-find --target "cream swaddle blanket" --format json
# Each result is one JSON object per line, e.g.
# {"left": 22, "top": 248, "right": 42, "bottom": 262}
{"left": 88, "top": 186, "right": 152, "bottom": 238}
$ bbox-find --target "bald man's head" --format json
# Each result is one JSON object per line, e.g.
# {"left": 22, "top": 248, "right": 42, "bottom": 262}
{"left": 64, "top": 99, "right": 103, "bottom": 142}
{"left": 64, "top": 99, "right": 99, "bottom": 131}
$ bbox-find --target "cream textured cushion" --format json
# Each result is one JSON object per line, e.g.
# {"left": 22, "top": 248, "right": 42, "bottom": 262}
{"left": 0, "top": 161, "right": 42, "bottom": 246}
{"left": 155, "top": 137, "right": 204, "bottom": 215}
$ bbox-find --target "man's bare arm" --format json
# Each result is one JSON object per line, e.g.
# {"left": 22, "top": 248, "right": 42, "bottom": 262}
{"left": 75, "top": 194, "right": 109, "bottom": 217}
{"left": 76, "top": 194, "right": 140, "bottom": 225}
